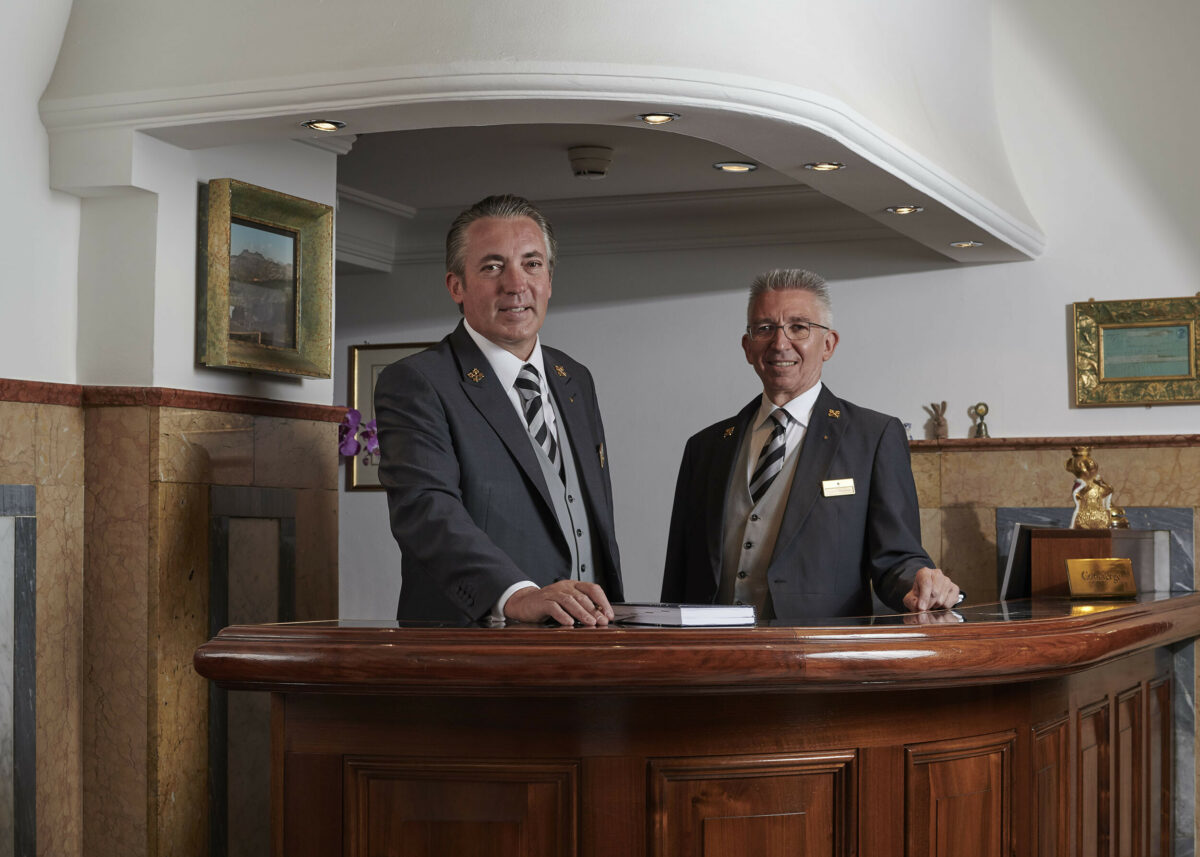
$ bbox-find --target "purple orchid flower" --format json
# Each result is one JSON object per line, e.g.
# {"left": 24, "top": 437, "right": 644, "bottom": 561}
{"left": 359, "top": 419, "right": 379, "bottom": 456}
{"left": 338, "top": 409, "right": 362, "bottom": 457}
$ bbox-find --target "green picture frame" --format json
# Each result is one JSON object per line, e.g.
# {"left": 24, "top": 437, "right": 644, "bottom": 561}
{"left": 198, "top": 178, "right": 333, "bottom": 377}
{"left": 1073, "top": 296, "right": 1200, "bottom": 406}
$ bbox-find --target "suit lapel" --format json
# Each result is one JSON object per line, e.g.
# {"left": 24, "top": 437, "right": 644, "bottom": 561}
{"left": 449, "top": 324, "right": 555, "bottom": 513}
{"left": 707, "top": 399, "right": 761, "bottom": 587}
{"left": 771, "top": 386, "right": 845, "bottom": 563}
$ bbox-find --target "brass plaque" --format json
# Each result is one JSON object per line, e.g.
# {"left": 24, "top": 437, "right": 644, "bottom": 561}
{"left": 1066, "top": 557, "right": 1136, "bottom": 598}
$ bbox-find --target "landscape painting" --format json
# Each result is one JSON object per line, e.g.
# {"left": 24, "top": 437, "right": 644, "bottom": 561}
{"left": 229, "top": 218, "right": 298, "bottom": 350}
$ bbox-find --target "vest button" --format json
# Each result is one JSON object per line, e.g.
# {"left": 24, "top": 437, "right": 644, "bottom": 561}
{"left": 576, "top": 528, "right": 583, "bottom": 537}
{"left": 581, "top": 564, "right": 587, "bottom": 573}
{"left": 737, "top": 570, "right": 748, "bottom": 579}
{"left": 567, "top": 495, "right": 575, "bottom": 502}
{"left": 750, "top": 514, "right": 760, "bottom": 522}
{"left": 744, "top": 541, "right": 753, "bottom": 550}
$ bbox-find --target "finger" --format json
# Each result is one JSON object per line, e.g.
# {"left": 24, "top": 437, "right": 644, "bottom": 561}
{"left": 578, "top": 583, "right": 615, "bottom": 620}
{"left": 551, "top": 589, "right": 602, "bottom": 626}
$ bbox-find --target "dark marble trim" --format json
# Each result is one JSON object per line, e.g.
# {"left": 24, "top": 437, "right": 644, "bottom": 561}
{"left": 0, "top": 379, "right": 83, "bottom": 407}
{"left": 83, "top": 386, "right": 344, "bottom": 423}
{"left": 912, "top": 434, "right": 1200, "bottom": 451}
{"left": 2, "top": 484, "right": 36, "bottom": 857}
{"left": 207, "top": 486, "right": 297, "bottom": 857}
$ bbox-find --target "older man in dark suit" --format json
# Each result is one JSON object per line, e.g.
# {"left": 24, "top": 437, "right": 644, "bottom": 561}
{"left": 375, "top": 195, "right": 622, "bottom": 625}
{"left": 661, "top": 268, "right": 958, "bottom": 621}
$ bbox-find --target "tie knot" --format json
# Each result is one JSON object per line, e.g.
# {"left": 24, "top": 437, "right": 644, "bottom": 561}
{"left": 515, "top": 364, "right": 541, "bottom": 401}
{"left": 770, "top": 409, "right": 789, "bottom": 430}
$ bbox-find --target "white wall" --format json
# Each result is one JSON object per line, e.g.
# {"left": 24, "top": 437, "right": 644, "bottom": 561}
{"left": 1, "top": 0, "right": 79, "bottom": 384}
{"left": 336, "top": 0, "right": 1200, "bottom": 618}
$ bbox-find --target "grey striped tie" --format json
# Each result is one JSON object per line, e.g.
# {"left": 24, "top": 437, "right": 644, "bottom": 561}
{"left": 515, "top": 363, "right": 559, "bottom": 471}
{"left": 749, "top": 409, "right": 789, "bottom": 504}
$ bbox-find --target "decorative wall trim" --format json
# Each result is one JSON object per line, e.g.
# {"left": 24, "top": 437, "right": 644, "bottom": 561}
{"left": 0, "top": 379, "right": 83, "bottom": 407}
{"left": 82, "top": 386, "right": 344, "bottom": 422}
{"left": 911, "top": 434, "right": 1200, "bottom": 452}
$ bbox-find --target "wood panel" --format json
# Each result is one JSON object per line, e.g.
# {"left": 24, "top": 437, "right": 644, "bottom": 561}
{"left": 1077, "top": 700, "right": 1111, "bottom": 857}
{"left": 648, "top": 752, "right": 856, "bottom": 857}
{"left": 342, "top": 758, "right": 577, "bottom": 857}
{"left": 905, "top": 731, "right": 1013, "bottom": 857}
{"left": 1033, "top": 717, "right": 1070, "bottom": 857}
{"left": 1115, "top": 687, "right": 1143, "bottom": 857}
{"left": 1146, "top": 679, "right": 1171, "bottom": 857}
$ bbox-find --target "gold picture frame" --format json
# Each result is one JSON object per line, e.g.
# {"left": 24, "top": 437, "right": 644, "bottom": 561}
{"left": 198, "top": 178, "right": 333, "bottom": 377}
{"left": 1073, "top": 296, "right": 1200, "bottom": 406}
{"left": 347, "top": 342, "right": 435, "bottom": 490}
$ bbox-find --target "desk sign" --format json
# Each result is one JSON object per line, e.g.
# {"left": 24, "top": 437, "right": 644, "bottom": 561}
{"left": 1066, "top": 557, "right": 1137, "bottom": 598}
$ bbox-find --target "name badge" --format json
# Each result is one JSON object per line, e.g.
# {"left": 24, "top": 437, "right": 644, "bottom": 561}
{"left": 822, "top": 478, "right": 855, "bottom": 497}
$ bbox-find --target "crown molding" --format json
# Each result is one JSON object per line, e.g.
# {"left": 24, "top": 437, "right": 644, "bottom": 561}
{"left": 337, "top": 185, "right": 417, "bottom": 218}
{"left": 296, "top": 133, "right": 358, "bottom": 156}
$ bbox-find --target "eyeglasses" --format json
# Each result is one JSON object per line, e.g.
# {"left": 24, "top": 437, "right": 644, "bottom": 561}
{"left": 746, "top": 321, "right": 831, "bottom": 342}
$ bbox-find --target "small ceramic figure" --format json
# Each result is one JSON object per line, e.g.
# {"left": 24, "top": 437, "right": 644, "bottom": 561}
{"left": 924, "top": 401, "right": 948, "bottom": 439}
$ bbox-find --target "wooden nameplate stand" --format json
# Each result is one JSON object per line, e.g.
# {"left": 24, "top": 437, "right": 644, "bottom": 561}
{"left": 1029, "top": 528, "right": 1150, "bottom": 596}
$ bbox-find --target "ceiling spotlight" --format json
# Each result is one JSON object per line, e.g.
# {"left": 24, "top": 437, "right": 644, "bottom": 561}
{"left": 886, "top": 205, "right": 925, "bottom": 215}
{"left": 803, "top": 162, "right": 845, "bottom": 172}
{"left": 302, "top": 119, "right": 346, "bottom": 132}
{"left": 713, "top": 161, "right": 757, "bottom": 173}
{"left": 637, "top": 112, "right": 679, "bottom": 125}
{"left": 950, "top": 240, "right": 984, "bottom": 249}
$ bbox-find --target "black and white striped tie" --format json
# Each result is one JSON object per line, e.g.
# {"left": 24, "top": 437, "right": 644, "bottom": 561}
{"left": 749, "top": 409, "right": 789, "bottom": 504}
{"left": 515, "top": 363, "right": 559, "bottom": 470}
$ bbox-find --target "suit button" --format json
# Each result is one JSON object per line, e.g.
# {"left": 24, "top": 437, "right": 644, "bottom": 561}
{"left": 744, "top": 541, "right": 753, "bottom": 550}
{"left": 737, "top": 571, "right": 747, "bottom": 579}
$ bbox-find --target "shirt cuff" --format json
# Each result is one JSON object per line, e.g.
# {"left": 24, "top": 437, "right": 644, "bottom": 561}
{"left": 492, "top": 580, "right": 539, "bottom": 622}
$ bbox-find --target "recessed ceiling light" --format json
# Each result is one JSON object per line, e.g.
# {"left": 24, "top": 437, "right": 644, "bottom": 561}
{"left": 950, "top": 240, "right": 984, "bottom": 248}
{"left": 302, "top": 119, "right": 346, "bottom": 132}
{"left": 637, "top": 112, "right": 680, "bottom": 125}
{"left": 886, "top": 205, "right": 925, "bottom": 215}
{"left": 713, "top": 161, "right": 757, "bottom": 173}
{"left": 803, "top": 162, "right": 845, "bottom": 172}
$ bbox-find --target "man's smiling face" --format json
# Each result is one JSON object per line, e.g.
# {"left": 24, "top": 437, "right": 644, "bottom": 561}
{"left": 741, "top": 288, "right": 839, "bottom": 406}
{"left": 446, "top": 216, "right": 552, "bottom": 360}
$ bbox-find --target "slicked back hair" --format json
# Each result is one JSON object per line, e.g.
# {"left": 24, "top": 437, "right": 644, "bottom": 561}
{"left": 445, "top": 194, "right": 557, "bottom": 278}
{"left": 747, "top": 268, "right": 833, "bottom": 326}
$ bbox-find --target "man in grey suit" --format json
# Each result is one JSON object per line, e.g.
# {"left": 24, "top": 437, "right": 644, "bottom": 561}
{"left": 661, "top": 268, "right": 958, "bottom": 621}
{"left": 375, "top": 195, "right": 622, "bottom": 625}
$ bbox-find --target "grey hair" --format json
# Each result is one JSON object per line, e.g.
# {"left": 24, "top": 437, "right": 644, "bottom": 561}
{"left": 445, "top": 194, "right": 557, "bottom": 277}
{"left": 747, "top": 268, "right": 833, "bottom": 325}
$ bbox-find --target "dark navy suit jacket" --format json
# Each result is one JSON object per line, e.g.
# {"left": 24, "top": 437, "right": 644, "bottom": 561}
{"left": 375, "top": 322, "right": 622, "bottom": 621}
{"left": 661, "top": 385, "right": 929, "bottom": 620}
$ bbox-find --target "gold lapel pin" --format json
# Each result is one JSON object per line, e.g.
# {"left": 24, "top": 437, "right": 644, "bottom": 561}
{"left": 569, "top": 394, "right": 576, "bottom": 403}
{"left": 828, "top": 409, "right": 841, "bottom": 419}
{"left": 723, "top": 426, "right": 736, "bottom": 438}
{"left": 554, "top": 364, "right": 567, "bottom": 377}
{"left": 467, "top": 368, "right": 485, "bottom": 383}
{"left": 598, "top": 443, "right": 606, "bottom": 468}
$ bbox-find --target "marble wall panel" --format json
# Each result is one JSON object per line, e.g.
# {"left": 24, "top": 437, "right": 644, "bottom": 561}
{"left": 940, "top": 449, "right": 1078, "bottom": 508}
{"left": 83, "top": 407, "right": 151, "bottom": 857}
{"left": 294, "top": 489, "right": 338, "bottom": 621}
{"left": 151, "top": 482, "right": 209, "bottom": 857}
{"left": 156, "top": 409, "right": 254, "bottom": 487}
{"left": 910, "top": 452, "right": 941, "bottom": 509}
{"left": 919, "top": 508, "right": 943, "bottom": 571}
{"left": 0, "top": 405, "right": 36, "bottom": 486}
{"left": 35, "top": 484, "right": 83, "bottom": 857}
{"left": 940, "top": 506, "right": 998, "bottom": 603}
{"left": 1093, "top": 447, "right": 1200, "bottom": 507}
{"left": 252, "top": 417, "right": 337, "bottom": 490}
{"left": 35, "top": 405, "right": 85, "bottom": 488}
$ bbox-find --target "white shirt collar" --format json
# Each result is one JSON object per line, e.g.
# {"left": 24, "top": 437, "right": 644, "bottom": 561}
{"left": 753, "top": 381, "right": 824, "bottom": 431}
{"left": 462, "top": 319, "right": 548, "bottom": 391}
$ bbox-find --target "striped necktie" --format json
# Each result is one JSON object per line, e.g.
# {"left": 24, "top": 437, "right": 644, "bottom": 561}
{"left": 514, "top": 363, "right": 560, "bottom": 473}
{"left": 749, "top": 409, "right": 789, "bottom": 504}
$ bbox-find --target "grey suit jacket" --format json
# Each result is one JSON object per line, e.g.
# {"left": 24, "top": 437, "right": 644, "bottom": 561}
{"left": 660, "top": 385, "right": 929, "bottom": 620}
{"left": 375, "top": 322, "right": 622, "bottom": 621}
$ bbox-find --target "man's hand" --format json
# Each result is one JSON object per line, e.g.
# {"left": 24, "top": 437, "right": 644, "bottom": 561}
{"left": 503, "top": 580, "right": 615, "bottom": 626}
{"left": 901, "top": 567, "right": 960, "bottom": 613}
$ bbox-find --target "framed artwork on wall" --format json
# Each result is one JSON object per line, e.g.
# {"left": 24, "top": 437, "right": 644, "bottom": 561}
{"left": 198, "top": 178, "right": 334, "bottom": 377}
{"left": 347, "top": 342, "right": 435, "bottom": 490}
{"left": 1073, "top": 296, "right": 1200, "bottom": 406}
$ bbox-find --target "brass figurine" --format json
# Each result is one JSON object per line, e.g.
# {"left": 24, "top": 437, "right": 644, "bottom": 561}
{"left": 1066, "top": 446, "right": 1118, "bottom": 529}
{"left": 970, "top": 402, "right": 990, "bottom": 438}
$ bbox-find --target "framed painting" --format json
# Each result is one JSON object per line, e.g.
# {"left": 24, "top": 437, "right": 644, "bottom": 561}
{"left": 198, "top": 178, "right": 333, "bottom": 377}
{"left": 1073, "top": 296, "right": 1200, "bottom": 406}
{"left": 347, "top": 342, "right": 435, "bottom": 489}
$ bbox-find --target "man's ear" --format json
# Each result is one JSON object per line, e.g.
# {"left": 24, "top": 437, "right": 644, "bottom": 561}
{"left": 822, "top": 329, "right": 840, "bottom": 362}
{"left": 741, "top": 333, "right": 752, "bottom": 364}
{"left": 445, "top": 271, "right": 464, "bottom": 305}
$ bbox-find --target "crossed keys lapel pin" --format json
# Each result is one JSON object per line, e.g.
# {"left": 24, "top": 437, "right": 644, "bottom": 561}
{"left": 467, "top": 368, "right": 485, "bottom": 383}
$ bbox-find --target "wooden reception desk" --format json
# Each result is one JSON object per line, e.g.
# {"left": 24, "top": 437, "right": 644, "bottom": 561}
{"left": 194, "top": 593, "right": 1200, "bottom": 857}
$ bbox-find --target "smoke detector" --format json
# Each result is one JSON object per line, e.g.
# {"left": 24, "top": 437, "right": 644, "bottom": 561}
{"left": 568, "top": 146, "right": 613, "bottom": 180}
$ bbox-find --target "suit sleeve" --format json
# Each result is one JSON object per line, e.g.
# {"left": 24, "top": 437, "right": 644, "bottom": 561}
{"left": 374, "top": 360, "right": 528, "bottom": 619}
{"left": 863, "top": 417, "right": 934, "bottom": 611}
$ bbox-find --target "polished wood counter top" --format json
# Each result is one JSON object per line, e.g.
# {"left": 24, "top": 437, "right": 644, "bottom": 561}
{"left": 193, "top": 591, "right": 1200, "bottom": 696}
